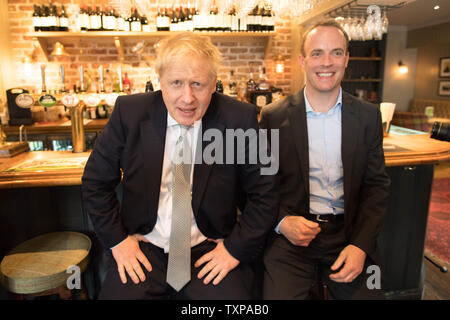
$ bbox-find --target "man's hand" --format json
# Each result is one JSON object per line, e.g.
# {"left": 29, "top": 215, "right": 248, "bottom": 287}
{"left": 279, "top": 216, "right": 321, "bottom": 247}
{"left": 329, "top": 244, "right": 366, "bottom": 283}
{"left": 111, "top": 235, "right": 152, "bottom": 284}
{"left": 194, "top": 240, "right": 240, "bottom": 286}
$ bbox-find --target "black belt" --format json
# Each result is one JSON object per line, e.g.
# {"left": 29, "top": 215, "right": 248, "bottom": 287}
{"left": 308, "top": 214, "right": 344, "bottom": 223}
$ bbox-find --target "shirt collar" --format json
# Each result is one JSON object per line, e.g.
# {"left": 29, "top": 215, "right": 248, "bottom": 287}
{"left": 167, "top": 112, "right": 201, "bottom": 129}
{"left": 304, "top": 87, "right": 342, "bottom": 115}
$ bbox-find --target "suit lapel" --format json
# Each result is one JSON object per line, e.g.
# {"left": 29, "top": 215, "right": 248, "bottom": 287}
{"left": 192, "top": 95, "right": 225, "bottom": 215}
{"left": 287, "top": 90, "right": 310, "bottom": 199}
{"left": 341, "top": 92, "right": 359, "bottom": 212}
{"left": 140, "top": 93, "right": 167, "bottom": 216}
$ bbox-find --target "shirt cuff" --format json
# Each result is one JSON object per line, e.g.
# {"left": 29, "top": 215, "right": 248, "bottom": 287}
{"left": 275, "top": 216, "right": 288, "bottom": 234}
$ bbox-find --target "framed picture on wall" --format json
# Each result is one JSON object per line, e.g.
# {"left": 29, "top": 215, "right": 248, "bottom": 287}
{"left": 439, "top": 57, "right": 450, "bottom": 77}
{"left": 438, "top": 81, "right": 450, "bottom": 96}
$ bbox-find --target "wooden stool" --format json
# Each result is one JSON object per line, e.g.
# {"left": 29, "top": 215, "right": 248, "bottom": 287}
{"left": 0, "top": 231, "right": 91, "bottom": 300}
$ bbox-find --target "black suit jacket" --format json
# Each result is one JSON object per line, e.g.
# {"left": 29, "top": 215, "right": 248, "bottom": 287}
{"left": 82, "top": 91, "right": 278, "bottom": 263}
{"left": 259, "top": 89, "right": 390, "bottom": 260}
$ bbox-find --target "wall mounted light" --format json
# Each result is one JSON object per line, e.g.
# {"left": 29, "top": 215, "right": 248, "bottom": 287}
{"left": 275, "top": 55, "right": 285, "bottom": 73}
{"left": 50, "top": 41, "right": 68, "bottom": 56}
{"left": 398, "top": 61, "right": 408, "bottom": 74}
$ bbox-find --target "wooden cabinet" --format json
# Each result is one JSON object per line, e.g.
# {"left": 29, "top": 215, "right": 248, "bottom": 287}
{"left": 342, "top": 35, "right": 386, "bottom": 104}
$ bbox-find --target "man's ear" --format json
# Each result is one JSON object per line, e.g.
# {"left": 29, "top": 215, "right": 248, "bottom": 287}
{"left": 211, "top": 76, "right": 217, "bottom": 94}
{"left": 298, "top": 54, "right": 305, "bottom": 70}
{"left": 345, "top": 51, "right": 350, "bottom": 68}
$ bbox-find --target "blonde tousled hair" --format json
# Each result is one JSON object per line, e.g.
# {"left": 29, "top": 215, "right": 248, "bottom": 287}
{"left": 155, "top": 32, "right": 222, "bottom": 78}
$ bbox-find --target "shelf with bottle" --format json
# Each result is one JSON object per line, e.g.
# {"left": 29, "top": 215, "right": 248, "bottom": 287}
{"left": 29, "top": 30, "right": 275, "bottom": 63}
{"left": 30, "top": 2, "right": 276, "bottom": 62}
{"left": 31, "top": 3, "right": 275, "bottom": 34}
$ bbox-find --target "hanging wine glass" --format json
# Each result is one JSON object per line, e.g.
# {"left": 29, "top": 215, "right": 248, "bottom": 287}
{"left": 381, "top": 9, "right": 389, "bottom": 34}
{"left": 364, "top": 15, "right": 373, "bottom": 41}
{"left": 373, "top": 11, "right": 383, "bottom": 40}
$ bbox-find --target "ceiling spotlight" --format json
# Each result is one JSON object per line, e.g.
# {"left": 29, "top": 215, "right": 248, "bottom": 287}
{"left": 434, "top": 5, "right": 440, "bottom": 10}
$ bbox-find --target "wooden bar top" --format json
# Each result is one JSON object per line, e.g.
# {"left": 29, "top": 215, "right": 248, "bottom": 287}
{"left": 0, "top": 133, "right": 448, "bottom": 189}
{"left": 3, "top": 119, "right": 109, "bottom": 135}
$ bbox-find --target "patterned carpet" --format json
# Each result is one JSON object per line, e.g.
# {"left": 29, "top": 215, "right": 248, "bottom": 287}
{"left": 425, "top": 177, "right": 450, "bottom": 264}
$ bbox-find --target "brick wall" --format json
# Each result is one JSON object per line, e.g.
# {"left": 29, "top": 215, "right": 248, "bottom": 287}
{"left": 6, "top": 0, "right": 294, "bottom": 96}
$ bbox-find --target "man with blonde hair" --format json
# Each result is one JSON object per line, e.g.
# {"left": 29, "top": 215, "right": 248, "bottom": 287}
{"left": 82, "top": 32, "right": 278, "bottom": 299}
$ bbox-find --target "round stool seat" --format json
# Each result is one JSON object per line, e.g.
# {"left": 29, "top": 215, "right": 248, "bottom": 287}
{"left": 0, "top": 232, "right": 91, "bottom": 295}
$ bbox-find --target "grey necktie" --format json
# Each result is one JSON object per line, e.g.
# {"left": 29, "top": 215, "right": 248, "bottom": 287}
{"left": 166, "top": 125, "right": 192, "bottom": 291}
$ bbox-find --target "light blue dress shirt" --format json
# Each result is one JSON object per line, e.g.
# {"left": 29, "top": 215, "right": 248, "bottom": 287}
{"left": 304, "top": 89, "right": 344, "bottom": 216}
{"left": 275, "top": 88, "right": 344, "bottom": 234}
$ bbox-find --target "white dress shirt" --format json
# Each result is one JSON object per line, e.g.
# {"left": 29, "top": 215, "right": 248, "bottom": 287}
{"left": 143, "top": 113, "right": 207, "bottom": 253}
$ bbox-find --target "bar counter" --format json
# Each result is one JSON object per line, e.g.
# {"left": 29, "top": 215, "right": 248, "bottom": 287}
{"left": 0, "top": 132, "right": 449, "bottom": 300}
{"left": 0, "top": 132, "right": 449, "bottom": 189}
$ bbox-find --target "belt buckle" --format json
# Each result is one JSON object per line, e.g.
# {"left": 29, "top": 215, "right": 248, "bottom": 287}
{"left": 315, "top": 215, "right": 329, "bottom": 223}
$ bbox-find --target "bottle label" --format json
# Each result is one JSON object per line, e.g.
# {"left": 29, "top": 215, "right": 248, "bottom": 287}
{"left": 161, "top": 16, "right": 170, "bottom": 28}
{"left": 131, "top": 21, "right": 141, "bottom": 32}
{"left": 60, "top": 17, "right": 69, "bottom": 28}
{"left": 33, "top": 17, "right": 41, "bottom": 28}
{"left": 123, "top": 20, "right": 130, "bottom": 32}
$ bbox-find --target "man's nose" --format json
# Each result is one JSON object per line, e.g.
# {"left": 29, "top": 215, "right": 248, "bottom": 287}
{"left": 181, "top": 85, "right": 195, "bottom": 104}
{"left": 320, "top": 53, "right": 333, "bottom": 66}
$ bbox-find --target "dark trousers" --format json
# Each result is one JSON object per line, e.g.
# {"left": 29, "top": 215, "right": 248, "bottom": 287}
{"left": 263, "top": 218, "right": 385, "bottom": 300}
{"left": 98, "top": 240, "right": 255, "bottom": 300}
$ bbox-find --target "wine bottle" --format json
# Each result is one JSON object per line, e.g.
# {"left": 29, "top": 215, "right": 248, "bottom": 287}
{"left": 157, "top": 6, "right": 170, "bottom": 31}
{"left": 185, "top": 3, "right": 193, "bottom": 32}
{"left": 49, "top": 4, "right": 58, "bottom": 31}
{"left": 110, "top": 7, "right": 118, "bottom": 31}
{"left": 145, "top": 78, "right": 154, "bottom": 92}
{"left": 79, "top": 6, "right": 89, "bottom": 31}
{"left": 247, "top": 71, "right": 257, "bottom": 93}
{"left": 216, "top": 80, "right": 224, "bottom": 93}
{"left": 32, "top": 4, "right": 41, "bottom": 32}
{"left": 123, "top": 13, "right": 131, "bottom": 32}
{"left": 87, "top": 6, "right": 93, "bottom": 31}
{"left": 130, "top": 7, "right": 141, "bottom": 32}
{"left": 59, "top": 5, "right": 69, "bottom": 31}
{"left": 209, "top": 1, "right": 218, "bottom": 32}
{"left": 156, "top": 6, "right": 163, "bottom": 31}
{"left": 123, "top": 72, "right": 132, "bottom": 94}
{"left": 178, "top": 5, "right": 185, "bottom": 32}
{"left": 169, "top": 6, "right": 178, "bottom": 32}
{"left": 95, "top": 6, "right": 102, "bottom": 31}
{"left": 257, "top": 66, "right": 270, "bottom": 91}
{"left": 229, "top": 70, "right": 238, "bottom": 99}
{"left": 141, "top": 14, "right": 150, "bottom": 32}
{"left": 193, "top": 5, "right": 200, "bottom": 31}
{"left": 40, "top": 5, "right": 48, "bottom": 32}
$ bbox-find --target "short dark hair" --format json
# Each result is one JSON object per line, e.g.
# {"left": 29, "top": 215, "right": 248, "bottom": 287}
{"left": 300, "top": 19, "right": 350, "bottom": 57}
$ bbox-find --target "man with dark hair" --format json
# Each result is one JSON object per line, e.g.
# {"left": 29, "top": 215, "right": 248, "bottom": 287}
{"left": 261, "top": 20, "right": 390, "bottom": 299}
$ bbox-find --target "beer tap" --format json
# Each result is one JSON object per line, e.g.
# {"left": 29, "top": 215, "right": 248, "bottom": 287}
{"left": 61, "top": 93, "right": 86, "bottom": 153}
